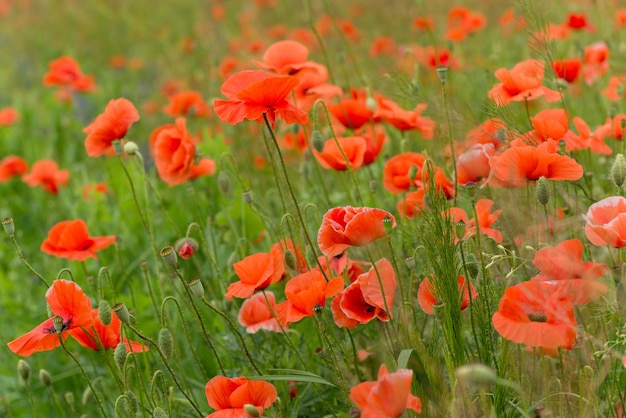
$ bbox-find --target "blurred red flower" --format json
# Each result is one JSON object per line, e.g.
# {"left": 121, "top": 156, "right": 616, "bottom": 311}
{"left": 488, "top": 59, "right": 560, "bottom": 105}
{"left": 0, "top": 106, "right": 19, "bottom": 125}
{"left": 205, "top": 375, "right": 277, "bottom": 417}
{"left": 41, "top": 219, "right": 116, "bottom": 261}
{"left": 83, "top": 98, "right": 140, "bottom": 157}
{"left": 0, "top": 155, "right": 28, "bottom": 181}
{"left": 22, "top": 159, "right": 69, "bottom": 194}
{"left": 417, "top": 275, "right": 477, "bottom": 315}
{"left": 43, "top": 56, "right": 96, "bottom": 97}
{"left": 584, "top": 196, "right": 626, "bottom": 248}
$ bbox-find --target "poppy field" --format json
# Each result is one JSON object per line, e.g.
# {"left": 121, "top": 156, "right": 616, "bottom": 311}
{"left": 3, "top": 0, "right": 626, "bottom": 416}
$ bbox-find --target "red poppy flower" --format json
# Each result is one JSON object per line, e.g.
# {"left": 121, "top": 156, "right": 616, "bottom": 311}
{"left": 456, "top": 143, "right": 496, "bottom": 186}
{"left": 412, "top": 15, "right": 435, "bottom": 31}
{"left": 492, "top": 280, "right": 577, "bottom": 351}
{"left": 238, "top": 291, "right": 282, "bottom": 334}
{"left": 22, "top": 159, "right": 69, "bottom": 194}
{"left": 318, "top": 206, "right": 396, "bottom": 258}
{"left": 564, "top": 12, "right": 595, "bottom": 31}
{"left": 465, "top": 118, "right": 507, "bottom": 149}
{"left": 396, "top": 189, "right": 426, "bottom": 219}
{"left": 449, "top": 199, "right": 503, "bottom": 243}
{"left": 256, "top": 40, "right": 315, "bottom": 75}
{"left": 350, "top": 364, "right": 422, "bottom": 418}
{"left": 327, "top": 88, "right": 378, "bottom": 129}
{"left": 582, "top": 42, "right": 609, "bottom": 85}
{"left": 488, "top": 59, "right": 561, "bottom": 105}
{"left": 316, "top": 254, "right": 367, "bottom": 283}
{"left": 584, "top": 196, "right": 626, "bottom": 248}
{"left": 313, "top": 136, "right": 367, "bottom": 171}
{"left": 417, "top": 275, "right": 477, "bottom": 315}
{"left": 603, "top": 75, "right": 626, "bottom": 101}
{"left": 562, "top": 117, "right": 611, "bottom": 155}
{"left": 163, "top": 90, "right": 212, "bottom": 118}
{"left": 150, "top": 118, "right": 216, "bottom": 186}
{"left": 226, "top": 245, "right": 284, "bottom": 300}
{"left": 382, "top": 152, "right": 454, "bottom": 197}
{"left": 530, "top": 109, "right": 568, "bottom": 142}
{"left": 0, "top": 106, "right": 19, "bottom": 126}
{"left": 43, "top": 56, "right": 96, "bottom": 93}
{"left": 331, "top": 258, "right": 396, "bottom": 328}
{"left": 0, "top": 155, "right": 28, "bottom": 181}
{"left": 531, "top": 238, "right": 608, "bottom": 304}
{"left": 213, "top": 70, "right": 308, "bottom": 127}
{"left": 551, "top": 59, "right": 582, "bottom": 84}
{"left": 275, "top": 270, "right": 344, "bottom": 325}
{"left": 41, "top": 219, "right": 116, "bottom": 261}
{"left": 596, "top": 114, "right": 626, "bottom": 142}
{"left": 81, "top": 182, "right": 108, "bottom": 200}
{"left": 69, "top": 308, "right": 147, "bottom": 352}
{"left": 7, "top": 280, "right": 94, "bottom": 357}
{"left": 83, "top": 98, "right": 140, "bottom": 157}
{"left": 445, "top": 6, "right": 487, "bottom": 42}
{"left": 374, "top": 98, "right": 435, "bottom": 137}
{"left": 369, "top": 36, "right": 397, "bottom": 57}
{"left": 205, "top": 375, "right": 277, "bottom": 417}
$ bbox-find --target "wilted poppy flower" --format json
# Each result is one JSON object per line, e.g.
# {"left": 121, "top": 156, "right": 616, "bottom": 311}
{"left": 226, "top": 245, "right": 284, "bottom": 300}
{"left": 332, "top": 258, "right": 396, "bottom": 328}
{"left": 350, "top": 364, "right": 422, "bottom": 418}
{"left": 488, "top": 59, "right": 561, "bottom": 105}
{"left": 83, "top": 98, "right": 140, "bottom": 157}
{"left": 43, "top": 56, "right": 96, "bottom": 96}
{"left": 0, "top": 106, "right": 19, "bottom": 126}
{"left": 8, "top": 280, "right": 94, "bottom": 357}
{"left": 69, "top": 308, "right": 147, "bottom": 352}
{"left": 584, "top": 196, "right": 626, "bottom": 248}
{"left": 238, "top": 291, "right": 282, "bottom": 334}
{"left": 551, "top": 59, "right": 582, "bottom": 84}
{"left": 163, "top": 90, "right": 211, "bottom": 118}
{"left": 531, "top": 238, "right": 608, "bottom": 304}
{"left": 0, "top": 155, "right": 28, "bottom": 181}
{"left": 492, "top": 280, "right": 577, "bottom": 351}
{"left": 41, "top": 219, "right": 116, "bottom": 261}
{"left": 274, "top": 270, "right": 344, "bottom": 325}
{"left": 214, "top": 70, "right": 308, "bottom": 127}
{"left": 205, "top": 375, "right": 277, "bottom": 417}
{"left": 313, "top": 136, "right": 367, "bottom": 171}
{"left": 418, "top": 275, "right": 478, "bottom": 315}
{"left": 150, "top": 118, "right": 215, "bottom": 186}
{"left": 318, "top": 206, "right": 396, "bottom": 258}
{"left": 22, "top": 159, "right": 69, "bottom": 194}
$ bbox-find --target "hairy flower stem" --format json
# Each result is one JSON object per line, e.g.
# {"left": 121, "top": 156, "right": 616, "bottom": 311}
{"left": 8, "top": 233, "right": 49, "bottom": 287}
{"left": 440, "top": 74, "right": 458, "bottom": 206}
{"left": 314, "top": 314, "right": 349, "bottom": 397}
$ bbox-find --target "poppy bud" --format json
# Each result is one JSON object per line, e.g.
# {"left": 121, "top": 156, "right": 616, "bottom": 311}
{"left": 98, "top": 300, "right": 112, "bottom": 326}
{"left": 408, "top": 165, "right": 418, "bottom": 183}
{"left": 125, "top": 390, "right": 138, "bottom": 415}
{"left": 2, "top": 217, "right": 14, "bottom": 235}
{"left": 160, "top": 246, "right": 178, "bottom": 267}
{"left": 53, "top": 316, "right": 64, "bottom": 333}
{"left": 242, "top": 190, "right": 253, "bottom": 204}
{"left": 189, "top": 278, "right": 205, "bottom": 298}
{"left": 283, "top": 249, "right": 297, "bottom": 271}
{"left": 123, "top": 141, "right": 139, "bottom": 155}
{"left": 112, "top": 140, "right": 123, "bottom": 155}
{"left": 455, "top": 363, "right": 497, "bottom": 386}
{"left": 114, "top": 342, "right": 127, "bottom": 371}
{"left": 611, "top": 154, "right": 626, "bottom": 188}
{"left": 158, "top": 328, "right": 174, "bottom": 360}
{"left": 536, "top": 176, "right": 549, "bottom": 206}
{"left": 436, "top": 65, "right": 448, "bottom": 82}
{"left": 174, "top": 237, "right": 198, "bottom": 260}
{"left": 153, "top": 407, "right": 169, "bottom": 418}
{"left": 82, "top": 386, "right": 92, "bottom": 405}
{"left": 405, "top": 256, "right": 416, "bottom": 270}
{"left": 17, "top": 359, "right": 30, "bottom": 384}
{"left": 455, "top": 220, "right": 466, "bottom": 241}
{"left": 382, "top": 216, "right": 394, "bottom": 235}
{"left": 39, "top": 369, "right": 52, "bottom": 387}
{"left": 244, "top": 404, "right": 261, "bottom": 417}
{"left": 365, "top": 96, "right": 377, "bottom": 111}
{"left": 113, "top": 302, "right": 131, "bottom": 324}
{"left": 65, "top": 392, "right": 75, "bottom": 407}
{"left": 464, "top": 253, "right": 480, "bottom": 279}
{"left": 311, "top": 130, "right": 325, "bottom": 153}
{"left": 217, "top": 171, "right": 231, "bottom": 195}
{"left": 432, "top": 301, "right": 445, "bottom": 320}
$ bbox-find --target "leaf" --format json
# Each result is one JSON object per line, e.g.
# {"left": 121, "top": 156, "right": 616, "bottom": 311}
{"left": 397, "top": 348, "right": 414, "bottom": 369}
{"left": 247, "top": 369, "right": 337, "bottom": 387}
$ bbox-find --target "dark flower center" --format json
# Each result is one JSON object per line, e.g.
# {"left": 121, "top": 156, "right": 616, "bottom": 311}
{"left": 527, "top": 312, "right": 547, "bottom": 322}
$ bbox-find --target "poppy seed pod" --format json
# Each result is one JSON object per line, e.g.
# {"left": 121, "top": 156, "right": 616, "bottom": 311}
{"left": 53, "top": 316, "right": 65, "bottom": 333}
{"left": 160, "top": 246, "right": 178, "bottom": 268}
{"left": 123, "top": 141, "right": 139, "bottom": 155}
{"left": 365, "top": 96, "right": 377, "bottom": 111}
{"left": 436, "top": 65, "right": 448, "bottom": 82}
{"left": 113, "top": 302, "right": 130, "bottom": 324}
{"left": 242, "top": 190, "right": 253, "bottom": 204}
{"left": 2, "top": 217, "right": 14, "bottom": 235}
{"left": 188, "top": 278, "right": 205, "bottom": 298}
{"left": 611, "top": 154, "right": 626, "bottom": 187}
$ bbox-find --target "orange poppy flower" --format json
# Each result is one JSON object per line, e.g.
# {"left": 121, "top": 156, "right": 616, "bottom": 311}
{"left": 562, "top": 116, "right": 612, "bottom": 155}
{"left": 396, "top": 189, "right": 426, "bottom": 219}
{"left": 582, "top": 42, "right": 609, "bottom": 85}
{"left": 369, "top": 36, "right": 397, "bottom": 57}
{"left": 374, "top": 98, "right": 435, "bottom": 137}
{"left": 350, "top": 364, "right": 422, "bottom": 418}
{"left": 382, "top": 152, "right": 454, "bottom": 197}
{"left": 256, "top": 40, "right": 315, "bottom": 75}
{"left": 22, "top": 159, "right": 69, "bottom": 194}
{"left": 274, "top": 270, "right": 344, "bottom": 325}
{"left": 456, "top": 143, "right": 496, "bottom": 186}
{"left": 226, "top": 244, "right": 284, "bottom": 300}
{"left": 492, "top": 280, "right": 577, "bottom": 351}
{"left": 449, "top": 199, "right": 503, "bottom": 243}
{"left": 489, "top": 139, "right": 583, "bottom": 187}
{"left": 69, "top": 308, "right": 146, "bottom": 352}
{"left": 7, "top": 280, "right": 94, "bottom": 357}
{"left": 313, "top": 136, "right": 367, "bottom": 171}
{"left": 530, "top": 109, "right": 568, "bottom": 142}
{"left": 551, "top": 59, "right": 582, "bottom": 84}
{"left": 163, "top": 90, "right": 211, "bottom": 118}
{"left": 0, "top": 155, "right": 28, "bottom": 181}
{"left": 603, "top": 75, "right": 626, "bottom": 101}
{"left": 41, "top": 219, "right": 116, "bottom": 261}
{"left": 488, "top": 59, "right": 561, "bottom": 105}
{"left": 418, "top": 275, "right": 478, "bottom": 315}
{"left": 596, "top": 114, "right": 626, "bottom": 142}
{"left": 531, "top": 238, "right": 608, "bottom": 304}
{"left": 317, "top": 206, "right": 396, "bottom": 258}
{"left": 316, "top": 254, "right": 367, "bottom": 283}
{"left": 331, "top": 258, "right": 396, "bottom": 328}
{"left": 584, "top": 196, "right": 626, "bottom": 248}
{"left": 616, "top": 9, "right": 626, "bottom": 29}
{"left": 412, "top": 15, "right": 435, "bottom": 31}
{"left": 82, "top": 182, "right": 108, "bottom": 200}
{"left": 238, "top": 291, "right": 282, "bottom": 334}
{"left": 43, "top": 56, "right": 96, "bottom": 93}
{"left": 445, "top": 6, "right": 487, "bottom": 42}
{"left": 214, "top": 70, "right": 308, "bottom": 127}
{"left": 83, "top": 98, "right": 140, "bottom": 157}
{"left": 327, "top": 88, "right": 378, "bottom": 129}
{"left": 465, "top": 117, "right": 507, "bottom": 150}
{"left": 0, "top": 106, "right": 19, "bottom": 125}
{"left": 150, "top": 118, "right": 215, "bottom": 186}
{"left": 205, "top": 375, "right": 277, "bottom": 417}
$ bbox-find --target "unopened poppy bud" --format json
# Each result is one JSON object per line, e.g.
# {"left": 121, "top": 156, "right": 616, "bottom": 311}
{"left": 405, "top": 256, "right": 416, "bottom": 270}
{"left": 455, "top": 220, "right": 467, "bottom": 241}
{"left": 217, "top": 171, "right": 231, "bottom": 195}
{"left": 365, "top": 96, "right": 377, "bottom": 111}
{"left": 82, "top": 386, "right": 92, "bottom": 405}
{"left": 174, "top": 237, "right": 198, "bottom": 260}
{"left": 2, "top": 217, "right": 14, "bottom": 235}
{"left": 112, "top": 140, "right": 123, "bottom": 155}
{"left": 158, "top": 328, "right": 174, "bottom": 360}
{"left": 98, "top": 300, "right": 112, "bottom": 326}
{"left": 153, "top": 407, "right": 169, "bottom": 418}
{"left": 283, "top": 249, "right": 297, "bottom": 271}
{"left": 311, "top": 130, "right": 325, "bottom": 153}
{"left": 244, "top": 404, "right": 261, "bottom": 417}
{"left": 17, "top": 359, "right": 30, "bottom": 384}
{"left": 53, "top": 316, "right": 65, "bottom": 333}
{"left": 189, "top": 278, "right": 205, "bottom": 298}
{"left": 612, "top": 154, "right": 626, "bottom": 187}
{"left": 456, "top": 363, "right": 497, "bottom": 386}
{"left": 123, "top": 141, "right": 139, "bottom": 155}
{"left": 39, "top": 369, "right": 52, "bottom": 387}
{"left": 382, "top": 216, "right": 394, "bottom": 235}
{"left": 125, "top": 390, "right": 138, "bottom": 415}
{"left": 160, "top": 246, "right": 178, "bottom": 267}
{"left": 242, "top": 190, "right": 253, "bottom": 204}
{"left": 536, "top": 176, "right": 549, "bottom": 206}
{"left": 464, "top": 253, "right": 480, "bottom": 279}
{"left": 432, "top": 301, "right": 445, "bottom": 320}
{"left": 114, "top": 342, "right": 127, "bottom": 371}
{"left": 113, "top": 302, "right": 131, "bottom": 324}
{"left": 65, "top": 391, "right": 75, "bottom": 407}
{"left": 408, "top": 165, "right": 418, "bottom": 182}
{"left": 436, "top": 65, "right": 448, "bottom": 82}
